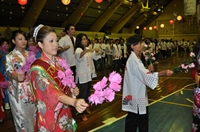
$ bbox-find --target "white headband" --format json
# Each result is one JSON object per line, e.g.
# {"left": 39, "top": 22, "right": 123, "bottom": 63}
{"left": 33, "top": 24, "right": 44, "bottom": 42}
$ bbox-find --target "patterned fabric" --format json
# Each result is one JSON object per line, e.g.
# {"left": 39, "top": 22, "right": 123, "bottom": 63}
{"left": 192, "top": 68, "right": 200, "bottom": 132}
{"left": 6, "top": 48, "right": 36, "bottom": 132}
{"left": 30, "top": 53, "right": 74, "bottom": 132}
{"left": 122, "top": 51, "right": 158, "bottom": 114}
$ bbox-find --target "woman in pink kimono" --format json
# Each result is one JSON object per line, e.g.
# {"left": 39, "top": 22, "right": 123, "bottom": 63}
{"left": 30, "top": 25, "right": 88, "bottom": 132}
{"left": 6, "top": 30, "right": 36, "bottom": 132}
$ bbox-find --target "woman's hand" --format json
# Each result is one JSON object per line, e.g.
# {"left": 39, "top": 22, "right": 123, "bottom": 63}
{"left": 148, "top": 64, "right": 154, "bottom": 72}
{"left": 75, "top": 99, "right": 88, "bottom": 113}
{"left": 72, "top": 86, "right": 79, "bottom": 96}
{"left": 165, "top": 69, "right": 173, "bottom": 76}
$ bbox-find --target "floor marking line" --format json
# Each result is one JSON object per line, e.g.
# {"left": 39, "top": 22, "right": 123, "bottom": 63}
{"left": 148, "top": 99, "right": 192, "bottom": 107}
{"left": 89, "top": 83, "right": 195, "bottom": 132}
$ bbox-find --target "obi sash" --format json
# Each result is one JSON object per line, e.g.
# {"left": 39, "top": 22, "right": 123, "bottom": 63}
{"left": 30, "top": 59, "right": 72, "bottom": 97}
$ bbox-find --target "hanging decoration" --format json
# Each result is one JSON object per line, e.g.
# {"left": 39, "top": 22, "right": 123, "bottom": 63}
{"left": 95, "top": 0, "right": 103, "bottom": 3}
{"left": 149, "top": 27, "right": 152, "bottom": 30}
{"left": 169, "top": 19, "right": 174, "bottom": 25}
{"left": 139, "top": 0, "right": 150, "bottom": 13}
{"left": 136, "top": 26, "right": 139, "bottom": 29}
{"left": 153, "top": 26, "right": 157, "bottom": 30}
{"left": 18, "top": 0, "right": 28, "bottom": 6}
{"left": 61, "top": 0, "right": 71, "bottom": 5}
{"left": 184, "top": 0, "right": 196, "bottom": 16}
{"left": 177, "top": 15, "right": 182, "bottom": 21}
{"left": 143, "top": 27, "right": 147, "bottom": 30}
{"left": 160, "top": 24, "right": 164, "bottom": 28}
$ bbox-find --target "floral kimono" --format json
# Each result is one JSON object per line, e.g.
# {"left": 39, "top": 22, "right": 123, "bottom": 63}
{"left": 30, "top": 53, "right": 74, "bottom": 132}
{"left": 5, "top": 48, "right": 36, "bottom": 132}
{"left": 192, "top": 68, "right": 200, "bottom": 132}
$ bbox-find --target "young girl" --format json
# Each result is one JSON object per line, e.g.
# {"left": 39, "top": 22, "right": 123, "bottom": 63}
{"left": 6, "top": 30, "right": 36, "bottom": 132}
{"left": 30, "top": 25, "right": 88, "bottom": 131}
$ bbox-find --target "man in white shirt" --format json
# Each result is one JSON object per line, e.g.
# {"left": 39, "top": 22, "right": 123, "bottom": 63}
{"left": 58, "top": 23, "right": 76, "bottom": 79}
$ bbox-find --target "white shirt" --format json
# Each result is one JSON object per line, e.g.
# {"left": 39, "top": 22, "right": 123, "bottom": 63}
{"left": 58, "top": 35, "right": 76, "bottom": 67}
{"left": 75, "top": 47, "right": 100, "bottom": 84}
{"left": 112, "top": 44, "right": 122, "bottom": 60}
{"left": 122, "top": 51, "right": 158, "bottom": 114}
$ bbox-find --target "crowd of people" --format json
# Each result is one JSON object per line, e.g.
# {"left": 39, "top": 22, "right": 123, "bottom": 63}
{"left": 0, "top": 23, "right": 199, "bottom": 132}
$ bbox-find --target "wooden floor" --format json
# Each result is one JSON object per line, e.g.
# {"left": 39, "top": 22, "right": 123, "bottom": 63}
{"left": 0, "top": 52, "right": 195, "bottom": 132}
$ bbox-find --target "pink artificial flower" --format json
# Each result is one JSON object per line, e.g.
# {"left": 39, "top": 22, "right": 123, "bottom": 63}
{"left": 88, "top": 90, "right": 105, "bottom": 105}
{"left": 93, "top": 77, "right": 108, "bottom": 91}
{"left": 145, "top": 56, "right": 148, "bottom": 60}
{"left": 57, "top": 71, "right": 65, "bottom": 79}
{"left": 152, "top": 57, "right": 156, "bottom": 60}
{"left": 29, "top": 46, "right": 39, "bottom": 54}
{"left": 21, "top": 51, "right": 36, "bottom": 74}
{"left": 190, "top": 52, "right": 195, "bottom": 57}
{"left": 103, "top": 88, "right": 115, "bottom": 102}
{"left": 58, "top": 59, "right": 70, "bottom": 70}
{"left": 109, "top": 82, "right": 121, "bottom": 92}
{"left": 189, "top": 63, "right": 195, "bottom": 68}
{"left": 151, "top": 53, "right": 154, "bottom": 56}
{"left": 198, "top": 59, "right": 200, "bottom": 65}
{"left": 181, "top": 64, "right": 188, "bottom": 69}
{"left": 145, "top": 50, "right": 149, "bottom": 52}
{"left": 108, "top": 71, "right": 122, "bottom": 84}
{"left": 64, "top": 68, "right": 73, "bottom": 76}
{"left": 144, "top": 44, "right": 148, "bottom": 47}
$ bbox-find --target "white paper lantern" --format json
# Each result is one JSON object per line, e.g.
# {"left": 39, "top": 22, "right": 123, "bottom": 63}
{"left": 160, "top": 24, "right": 164, "bottom": 28}
{"left": 184, "top": 0, "right": 196, "bottom": 16}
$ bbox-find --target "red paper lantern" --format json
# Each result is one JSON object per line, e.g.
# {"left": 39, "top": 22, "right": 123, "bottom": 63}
{"left": 18, "top": 0, "right": 27, "bottom": 6}
{"left": 153, "top": 26, "right": 157, "bottom": 30}
{"left": 169, "top": 19, "right": 174, "bottom": 25}
{"left": 95, "top": 0, "right": 103, "bottom": 3}
{"left": 143, "top": 27, "right": 147, "bottom": 30}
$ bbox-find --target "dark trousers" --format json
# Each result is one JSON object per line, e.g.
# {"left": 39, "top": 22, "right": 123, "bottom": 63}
{"left": 113, "top": 59, "right": 122, "bottom": 73}
{"left": 77, "top": 80, "right": 91, "bottom": 103}
{"left": 70, "top": 66, "right": 76, "bottom": 81}
{"left": 125, "top": 108, "right": 149, "bottom": 132}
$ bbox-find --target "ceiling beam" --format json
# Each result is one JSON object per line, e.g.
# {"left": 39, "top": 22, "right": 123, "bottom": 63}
{"left": 110, "top": 3, "right": 140, "bottom": 33}
{"left": 20, "top": 0, "right": 47, "bottom": 27}
{"left": 129, "top": 4, "right": 157, "bottom": 33}
{"left": 142, "top": 12, "right": 162, "bottom": 28}
{"left": 62, "top": 0, "right": 93, "bottom": 27}
{"left": 88, "top": 0, "right": 123, "bottom": 32}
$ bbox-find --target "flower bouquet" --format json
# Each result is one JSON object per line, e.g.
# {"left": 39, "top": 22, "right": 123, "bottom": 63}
{"left": 173, "top": 52, "right": 196, "bottom": 73}
{"left": 21, "top": 51, "right": 37, "bottom": 74}
{"left": 142, "top": 43, "right": 156, "bottom": 65}
{"left": 88, "top": 71, "right": 122, "bottom": 105}
{"left": 28, "top": 46, "right": 40, "bottom": 54}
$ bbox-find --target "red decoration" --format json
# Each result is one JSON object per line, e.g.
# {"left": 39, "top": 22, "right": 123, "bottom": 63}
{"left": 153, "top": 26, "right": 157, "bottom": 30}
{"left": 169, "top": 19, "right": 174, "bottom": 25}
{"left": 95, "top": 0, "right": 103, "bottom": 3}
{"left": 18, "top": 0, "right": 27, "bottom": 6}
{"left": 143, "top": 27, "right": 147, "bottom": 30}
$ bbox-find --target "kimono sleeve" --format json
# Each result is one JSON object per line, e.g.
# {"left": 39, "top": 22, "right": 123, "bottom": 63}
{"left": 30, "top": 69, "right": 65, "bottom": 111}
{"left": 5, "top": 54, "right": 14, "bottom": 79}
{"left": 132, "top": 60, "right": 158, "bottom": 90}
{"left": 75, "top": 48, "right": 84, "bottom": 63}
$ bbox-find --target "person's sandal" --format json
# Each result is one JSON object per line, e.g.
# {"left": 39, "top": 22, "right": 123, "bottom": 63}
{"left": 81, "top": 115, "right": 87, "bottom": 121}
